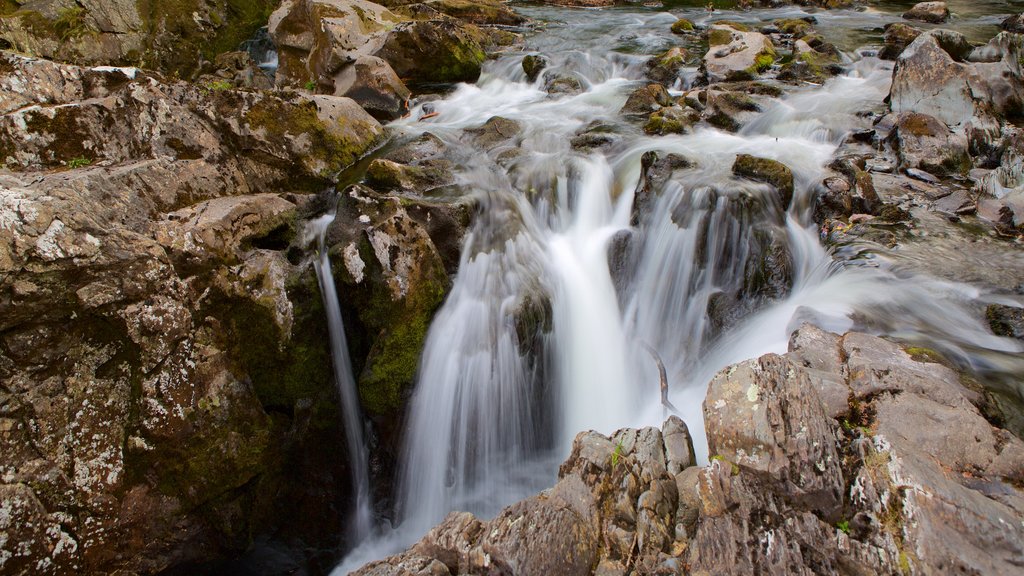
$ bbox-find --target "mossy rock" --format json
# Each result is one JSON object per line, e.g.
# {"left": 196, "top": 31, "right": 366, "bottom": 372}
{"left": 732, "top": 154, "right": 795, "bottom": 209}
{"left": 713, "top": 20, "right": 751, "bottom": 33}
{"left": 708, "top": 27, "right": 735, "bottom": 47}
{"left": 671, "top": 18, "right": 695, "bottom": 34}
{"left": 522, "top": 53, "right": 548, "bottom": 82}
{"left": 377, "top": 19, "right": 487, "bottom": 85}
{"left": 774, "top": 18, "right": 813, "bottom": 37}
{"left": 644, "top": 107, "right": 699, "bottom": 136}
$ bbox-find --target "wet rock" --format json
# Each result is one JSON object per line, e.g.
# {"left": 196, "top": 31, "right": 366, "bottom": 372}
{"left": 987, "top": 304, "right": 1024, "bottom": 339}
{"left": 400, "top": 0, "right": 527, "bottom": 26}
{"left": 202, "top": 51, "right": 275, "bottom": 90}
{"left": 645, "top": 47, "right": 688, "bottom": 84}
{"left": 903, "top": 1, "right": 950, "bottom": 24}
{"left": 467, "top": 116, "right": 522, "bottom": 151}
{"left": 632, "top": 151, "right": 694, "bottom": 224}
{"left": 620, "top": 83, "right": 673, "bottom": 116}
{"left": 879, "top": 22, "right": 921, "bottom": 61}
{"left": 0, "top": 0, "right": 277, "bottom": 75}
{"left": 643, "top": 106, "right": 700, "bottom": 135}
{"left": 1002, "top": 13, "right": 1024, "bottom": 33}
{"left": 522, "top": 53, "right": 548, "bottom": 82}
{"left": 377, "top": 19, "right": 488, "bottom": 85}
{"left": 670, "top": 18, "right": 695, "bottom": 35}
{"left": 544, "top": 73, "right": 585, "bottom": 96}
{"left": 889, "top": 112, "right": 971, "bottom": 177}
{"left": 543, "top": 0, "right": 614, "bottom": 6}
{"left": 732, "top": 154, "right": 795, "bottom": 209}
{"left": 702, "top": 89, "right": 761, "bottom": 132}
{"left": 335, "top": 55, "right": 412, "bottom": 121}
{"left": 703, "top": 24, "right": 776, "bottom": 83}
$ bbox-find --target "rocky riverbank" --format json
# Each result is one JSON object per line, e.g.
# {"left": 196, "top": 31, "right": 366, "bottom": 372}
{"left": 2, "top": 0, "right": 1023, "bottom": 575}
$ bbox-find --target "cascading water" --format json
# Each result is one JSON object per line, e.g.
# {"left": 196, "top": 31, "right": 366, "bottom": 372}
{"left": 308, "top": 213, "right": 373, "bottom": 543}
{"left": 336, "top": 4, "right": 1024, "bottom": 572}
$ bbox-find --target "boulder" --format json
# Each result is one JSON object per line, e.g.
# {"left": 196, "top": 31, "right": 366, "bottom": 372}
{"left": 890, "top": 30, "right": 1023, "bottom": 130}
{"left": 620, "top": 83, "right": 673, "bottom": 116}
{"left": 671, "top": 18, "right": 695, "bottom": 34}
{"left": 268, "top": 0, "right": 403, "bottom": 88}
{"left": 388, "top": 0, "right": 526, "bottom": 26}
{"left": 1002, "top": 13, "right": 1024, "bottom": 33}
{"left": 644, "top": 106, "right": 700, "bottom": 135}
{"left": 335, "top": 55, "right": 412, "bottom": 121}
{"left": 377, "top": 19, "right": 488, "bottom": 85}
{"left": 879, "top": 22, "right": 921, "bottom": 60}
{"left": 903, "top": 1, "right": 950, "bottom": 24}
{"left": 645, "top": 46, "right": 688, "bottom": 84}
{"left": 987, "top": 304, "right": 1024, "bottom": 339}
{"left": 732, "top": 154, "right": 795, "bottom": 208}
{"left": 703, "top": 24, "right": 776, "bottom": 83}
{"left": 702, "top": 89, "right": 762, "bottom": 132}
{"left": 522, "top": 53, "right": 548, "bottom": 82}
{"left": 889, "top": 112, "right": 971, "bottom": 176}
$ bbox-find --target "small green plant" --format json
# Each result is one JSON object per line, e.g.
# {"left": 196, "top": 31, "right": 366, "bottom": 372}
{"left": 206, "top": 79, "right": 232, "bottom": 91}
{"left": 711, "top": 454, "right": 740, "bottom": 475}
{"left": 54, "top": 6, "right": 88, "bottom": 41}
{"left": 611, "top": 439, "right": 624, "bottom": 469}
{"left": 836, "top": 520, "right": 850, "bottom": 534}
{"left": 67, "top": 157, "right": 91, "bottom": 169}
{"left": 304, "top": 80, "right": 317, "bottom": 91}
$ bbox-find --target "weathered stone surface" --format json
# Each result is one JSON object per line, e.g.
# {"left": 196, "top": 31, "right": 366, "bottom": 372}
{"left": 0, "top": 52, "right": 384, "bottom": 178}
{"left": 1003, "top": 12, "right": 1024, "bottom": 33}
{"left": 703, "top": 24, "right": 776, "bottom": 83}
{"left": 879, "top": 22, "right": 921, "bottom": 60}
{"left": 620, "top": 83, "right": 672, "bottom": 116}
{"left": 903, "top": 1, "right": 949, "bottom": 24}
{"left": 335, "top": 55, "right": 412, "bottom": 121}
{"left": 645, "top": 47, "right": 688, "bottom": 84}
{"left": 376, "top": 19, "right": 488, "bottom": 85}
{"left": 732, "top": 154, "right": 795, "bottom": 209}
{"left": 353, "top": 326, "right": 1024, "bottom": 576}
{"left": 889, "top": 112, "right": 971, "bottom": 176}
{"left": 0, "top": 0, "right": 277, "bottom": 75}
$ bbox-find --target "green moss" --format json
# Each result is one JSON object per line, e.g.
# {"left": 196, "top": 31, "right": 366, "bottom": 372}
{"left": 671, "top": 18, "right": 695, "bottom": 34}
{"left": 904, "top": 346, "right": 946, "bottom": 364}
{"left": 751, "top": 51, "right": 776, "bottom": 73}
{"left": 714, "top": 20, "right": 750, "bottom": 32}
{"left": 245, "top": 96, "right": 377, "bottom": 175}
{"left": 708, "top": 27, "right": 734, "bottom": 47}
{"left": 775, "top": 18, "right": 812, "bottom": 36}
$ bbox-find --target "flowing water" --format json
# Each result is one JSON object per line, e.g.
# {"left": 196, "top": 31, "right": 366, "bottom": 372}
{"left": 333, "top": 3, "right": 1024, "bottom": 572}
{"left": 308, "top": 214, "right": 374, "bottom": 543}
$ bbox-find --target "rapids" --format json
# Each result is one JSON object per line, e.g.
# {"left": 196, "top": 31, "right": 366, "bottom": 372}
{"left": 333, "top": 2, "right": 1024, "bottom": 572}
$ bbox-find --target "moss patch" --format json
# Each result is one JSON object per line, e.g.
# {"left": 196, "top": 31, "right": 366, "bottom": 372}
{"left": 671, "top": 18, "right": 695, "bottom": 34}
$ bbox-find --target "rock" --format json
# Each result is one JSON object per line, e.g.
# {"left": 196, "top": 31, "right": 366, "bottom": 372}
{"left": 703, "top": 24, "right": 776, "bottom": 83}
{"left": 203, "top": 51, "right": 275, "bottom": 90}
{"left": 0, "top": 0, "right": 277, "bottom": 75}
{"left": 732, "top": 154, "right": 795, "bottom": 209}
{"left": 671, "top": 18, "right": 695, "bottom": 34}
{"left": 643, "top": 106, "right": 700, "bottom": 135}
{"left": 335, "top": 55, "right": 412, "bottom": 121}
{"left": 522, "top": 53, "right": 548, "bottom": 82}
{"left": 903, "top": 1, "right": 950, "bottom": 24}
{"left": 377, "top": 19, "right": 488, "bottom": 85}
{"left": 269, "top": 0, "right": 402, "bottom": 89}
{"left": 467, "top": 116, "right": 522, "bottom": 150}
{"left": 645, "top": 47, "right": 688, "bottom": 84}
{"left": 0, "top": 51, "right": 382, "bottom": 179}
{"left": 889, "top": 112, "right": 971, "bottom": 176}
{"left": 879, "top": 22, "right": 921, "bottom": 60}
{"left": 544, "top": 74, "right": 585, "bottom": 96}
{"left": 620, "top": 83, "right": 673, "bottom": 116}
{"left": 1002, "top": 13, "right": 1024, "bottom": 33}
{"left": 890, "top": 30, "right": 1023, "bottom": 131}
{"left": 702, "top": 89, "right": 762, "bottom": 132}
{"left": 401, "top": 0, "right": 526, "bottom": 26}
{"left": 987, "top": 304, "right": 1024, "bottom": 339}
{"left": 543, "top": 0, "right": 614, "bottom": 6}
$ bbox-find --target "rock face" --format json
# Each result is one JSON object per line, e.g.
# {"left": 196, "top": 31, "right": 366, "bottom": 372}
{"left": 0, "top": 52, "right": 384, "bottom": 177}
{"left": 0, "top": 52, "right": 388, "bottom": 574}
{"left": 0, "top": 0, "right": 278, "bottom": 75}
{"left": 703, "top": 24, "right": 776, "bottom": 83}
{"left": 903, "top": 1, "right": 950, "bottom": 24}
{"left": 356, "top": 326, "right": 1024, "bottom": 575}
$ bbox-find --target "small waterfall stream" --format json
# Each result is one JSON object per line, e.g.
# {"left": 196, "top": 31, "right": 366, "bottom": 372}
{"left": 308, "top": 213, "right": 373, "bottom": 543}
{"left": 334, "top": 4, "right": 1024, "bottom": 572}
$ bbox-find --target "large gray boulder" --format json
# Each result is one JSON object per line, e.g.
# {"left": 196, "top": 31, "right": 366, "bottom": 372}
{"left": 903, "top": 1, "right": 950, "bottom": 24}
{"left": 703, "top": 24, "right": 776, "bottom": 83}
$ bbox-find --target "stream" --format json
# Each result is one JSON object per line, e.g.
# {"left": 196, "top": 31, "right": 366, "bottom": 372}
{"left": 331, "top": 1, "right": 1024, "bottom": 572}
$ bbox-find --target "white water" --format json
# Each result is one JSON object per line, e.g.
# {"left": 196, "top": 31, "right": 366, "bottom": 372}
{"left": 308, "top": 213, "right": 373, "bottom": 543}
{"left": 334, "top": 6, "right": 1024, "bottom": 573}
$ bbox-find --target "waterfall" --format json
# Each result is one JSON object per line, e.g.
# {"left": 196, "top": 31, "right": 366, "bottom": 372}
{"left": 309, "top": 213, "right": 373, "bottom": 543}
